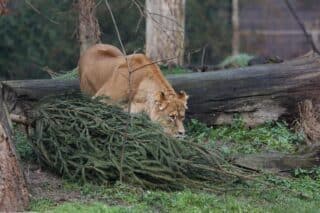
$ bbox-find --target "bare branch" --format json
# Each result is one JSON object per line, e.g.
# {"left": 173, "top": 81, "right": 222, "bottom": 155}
{"left": 25, "top": 0, "right": 59, "bottom": 24}
{"left": 131, "top": 56, "right": 178, "bottom": 74}
{"left": 132, "top": 0, "right": 184, "bottom": 31}
{"left": 284, "top": 0, "right": 320, "bottom": 55}
{"left": 105, "top": 0, "right": 127, "bottom": 56}
{"left": 201, "top": 44, "right": 208, "bottom": 69}
{"left": 104, "top": 0, "right": 134, "bottom": 184}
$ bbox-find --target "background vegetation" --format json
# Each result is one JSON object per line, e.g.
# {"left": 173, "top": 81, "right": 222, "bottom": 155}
{"left": 0, "top": 0, "right": 232, "bottom": 80}
{"left": 0, "top": 0, "right": 77, "bottom": 79}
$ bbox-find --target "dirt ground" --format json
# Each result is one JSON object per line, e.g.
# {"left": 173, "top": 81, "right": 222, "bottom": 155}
{"left": 23, "top": 163, "right": 83, "bottom": 203}
{"left": 23, "top": 162, "right": 131, "bottom": 208}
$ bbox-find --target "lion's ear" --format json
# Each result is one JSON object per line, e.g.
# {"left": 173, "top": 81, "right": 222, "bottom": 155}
{"left": 177, "top": 90, "right": 189, "bottom": 102}
{"left": 154, "top": 91, "right": 168, "bottom": 110}
{"left": 177, "top": 91, "right": 189, "bottom": 109}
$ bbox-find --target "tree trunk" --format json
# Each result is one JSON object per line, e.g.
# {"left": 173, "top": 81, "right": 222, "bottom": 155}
{"left": 78, "top": 0, "right": 101, "bottom": 54}
{"left": 0, "top": 0, "right": 9, "bottom": 15}
{"left": 145, "top": 0, "right": 185, "bottom": 66}
{"left": 3, "top": 52, "right": 320, "bottom": 126}
{"left": 232, "top": 0, "right": 240, "bottom": 55}
{"left": 0, "top": 83, "right": 29, "bottom": 211}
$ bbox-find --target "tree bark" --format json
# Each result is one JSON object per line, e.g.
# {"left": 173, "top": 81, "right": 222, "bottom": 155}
{"left": 78, "top": 0, "right": 101, "bottom": 54}
{"left": 3, "top": 52, "right": 320, "bottom": 126}
{"left": 145, "top": 0, "right": 185, "bottom": 66}
{"left": 232, "top": 0, "right": 240, "bottom": 55}
{"left": 0, "top": 83, "right": 29, "bottom": 211}
{"left": 234, "top": 145, "right": 320, "bottom": 172}
{"left": 171, "top": 52, "right": 320, "bottom": 126}
{"left": 0, "top": 0, "right": 9, "bottom": 15}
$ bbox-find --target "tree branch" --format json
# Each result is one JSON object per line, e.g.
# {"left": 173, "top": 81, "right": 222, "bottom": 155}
{"left": 284, "top": 0, "right": 320, "bottom": 55}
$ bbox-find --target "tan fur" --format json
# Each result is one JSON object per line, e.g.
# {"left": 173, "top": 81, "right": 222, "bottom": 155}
{"left": 79, "top": 44, "right": 188, "bottom": 136}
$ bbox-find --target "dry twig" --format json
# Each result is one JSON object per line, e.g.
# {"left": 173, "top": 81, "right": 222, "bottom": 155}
{"left": 25, "top": 0, "right": 59, "bottom": 24}
{"left": 295, "top": 100, "right": 320, "bottom": 144}
{"left": 285, "top": 0, "right": 320, "bottom": 55}
{"left": 104, "top": 0, "right": 134, "bottom": 183}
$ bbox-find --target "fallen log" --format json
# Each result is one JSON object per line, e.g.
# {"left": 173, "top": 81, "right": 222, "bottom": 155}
{"left": 172, "top": 51, "right": 320, "bottom": 126}
{"left": 3, "top": 51, "right": 320, "bottom": 126}
{"left": 234, "top": 145, "right": 320, "bottom": 173}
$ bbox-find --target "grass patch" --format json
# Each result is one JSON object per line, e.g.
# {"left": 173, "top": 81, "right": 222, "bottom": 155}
{"left": 187, "top": 118, "right": 304, "bottom": 155}
{"left": 293, "top": 167, "right": 320, "bottom": 179}
{"left": 29, "top": 199, "right": 136, "bottom": 213}
{"left": 30, "top": 178, "right": 320, "bottom": 212}
{"left": 14, "top": 126, "right": 36, "bottom": 162}
{"left": 161, "top": 67, "right": 191, "bottom": 75}
{"left": 39, "top": 202, "right": 133, "bottom": 213}
{"left": 53, "top": 67, "right": 79, "bottom": 80}
{"left": 28, "top": 198, "right": 56, "bottom": 212}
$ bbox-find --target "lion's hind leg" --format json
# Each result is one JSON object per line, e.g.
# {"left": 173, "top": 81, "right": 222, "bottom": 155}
{"left": 122, "top": 102, "right": 145, "bottom": 114}
{"left": 93, "top": 80, "right": 127, "bottom": 106}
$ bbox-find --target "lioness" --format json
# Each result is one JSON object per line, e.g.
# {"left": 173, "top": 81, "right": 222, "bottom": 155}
{"left": 78, "top": 44, "right": 188, "bottom": 137}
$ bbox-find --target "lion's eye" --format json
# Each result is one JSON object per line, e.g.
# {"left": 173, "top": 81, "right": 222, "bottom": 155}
{"left": 169, "top": 115, "right": 176, "bottom": 120}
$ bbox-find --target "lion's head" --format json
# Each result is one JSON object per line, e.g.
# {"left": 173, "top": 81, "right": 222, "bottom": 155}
{"left": 150, "top": 90, "right": 189, "bottom": 137}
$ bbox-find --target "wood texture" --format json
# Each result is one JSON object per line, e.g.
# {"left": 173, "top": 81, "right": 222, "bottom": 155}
{"left": 3, "top": 52, "right": 320, "bottom": 126}
{"left": 145, "top": 0, "right": 185, "bottom": 66}
{"left": 0, "top": 0, "right": 9, "bottom": 15}
{"left": 232, "top": 0, "right": 240, "bottom": 55}
{"left": 234, "top": 145, "right": 320, "bottom": 172}
{"left": 172, "top": 52, "right": 320, "bottom": 125}
{"left": 0, "top": 83, "right": 29, "bottom": 211}
{"left": 78, "top": 0, "right": 101, "bottom": 54}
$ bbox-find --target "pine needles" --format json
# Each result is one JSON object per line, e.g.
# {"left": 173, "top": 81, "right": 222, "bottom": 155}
{"left": 30, "top": 94, "right": 250, "bottom": 191}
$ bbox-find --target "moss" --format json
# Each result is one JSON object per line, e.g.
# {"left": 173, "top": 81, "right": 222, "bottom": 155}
{"left": 218, "top": 54, "right": 255, "bottom": 69}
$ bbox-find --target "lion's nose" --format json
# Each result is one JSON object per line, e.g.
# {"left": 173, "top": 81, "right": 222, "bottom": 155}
{"left": 176, "top": 131, "right": 185, "bottom": 138}
{"left": 178, "top": 131, "right": 185, "bottom": 136}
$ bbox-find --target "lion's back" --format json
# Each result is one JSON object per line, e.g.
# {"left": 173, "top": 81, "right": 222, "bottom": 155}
{"left": 78, "top": 44, "right": 124, "bottom": 95}
{"left": 78, "top": 44, "right": 170, "bottom": 101}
